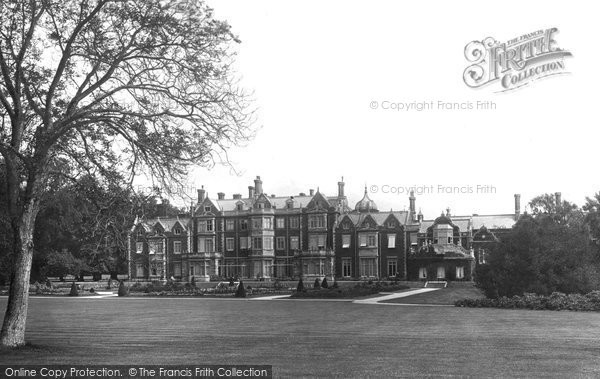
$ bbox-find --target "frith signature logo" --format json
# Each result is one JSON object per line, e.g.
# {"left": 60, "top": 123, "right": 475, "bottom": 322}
{"left": 463, "top": 28, "right": 572, "bottom": 92}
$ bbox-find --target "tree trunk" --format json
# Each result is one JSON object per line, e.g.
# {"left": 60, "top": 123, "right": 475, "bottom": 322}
{"left": 0, "top": 199, "right": 39, "bottom": 347}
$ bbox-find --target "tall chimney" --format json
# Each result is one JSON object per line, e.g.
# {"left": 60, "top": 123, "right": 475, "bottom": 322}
{"left": 233, "top": 194, "right": 242, "bottom": 200}
{"left": 197, "top": 186, "right": 205, "bottom": 203}
{"left": 254, "top": 176, "right": 263, "bottom": 195}
{"left": 555, "top": 192, "right": 562, "bottom": 208}
{"left": 514, "top": 194, "right": 521, "bottom": 220}
{"left": 217, "top": 192, "right": 225, "bottom": 200}
{"left": 409, "top": 190, "right": 416, "bottom": 221}
{"left": 338, "top": 177, "right": 345, "bottom": 197}
{"left": 248, "top": 186, "right": 255, "bottom": 198}
{"left": 309, "top": 189, "right": 315, "bottom": 196}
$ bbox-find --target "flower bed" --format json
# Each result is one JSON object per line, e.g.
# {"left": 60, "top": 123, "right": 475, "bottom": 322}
{"left": 455, "top": 291, "right": 600, "bottom": 311}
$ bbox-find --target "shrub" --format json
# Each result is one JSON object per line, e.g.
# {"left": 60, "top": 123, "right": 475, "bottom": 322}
{"left": 321, "top": 277, "right": 329, "bottom": 289}
{"left": 69, "top": 282, "right": 78, "bottom": 296}
{"left": 455, "top": 291, "right": 600, "bottom": 312}
{"left": 296, "top": 278, "right": 305, "bottom": 292}
{"left": 118, "top": 281, "right": 129, "bottom": 297}
{"left": 235, "top": 280, "right": 247, "bottom": 298}
{"left": 314, "top": 278, "right": 321, "bottom": 289}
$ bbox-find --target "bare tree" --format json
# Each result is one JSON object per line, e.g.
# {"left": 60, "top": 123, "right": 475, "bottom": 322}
{"left": 0, "top": 0, "right": 253, "bottom": 347}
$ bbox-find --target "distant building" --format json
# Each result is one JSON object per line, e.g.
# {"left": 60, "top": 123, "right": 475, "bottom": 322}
{"left": 127, "top": 176, "right": 522, "bottom": 282}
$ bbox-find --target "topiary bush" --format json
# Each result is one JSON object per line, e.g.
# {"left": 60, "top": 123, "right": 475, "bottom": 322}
{"left": 190, "top": 276, "right": 196, "bottom": 287}
{"left": 118, "top": 280, "right": 129, "bottom": 297}
{"left": 297, "top": 277, "right": 305, "bottom": 292}
{"left": 321, "top": 277, "right": 329, "bottom": 289}
{"left": 235, "top": 280, "right": 247, "bottom": 298}
{"left": 69, "top": 282, "right": 79, "bottom": 296}
{"left": 314, "top": 278, "right": 321, "bottom": 289}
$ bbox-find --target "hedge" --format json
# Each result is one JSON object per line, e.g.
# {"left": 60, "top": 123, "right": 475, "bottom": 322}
{"left": 455, "top": 291, "right": 600, "bottom": 311}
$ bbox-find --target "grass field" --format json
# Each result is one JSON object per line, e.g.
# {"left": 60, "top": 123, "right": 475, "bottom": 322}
{"left": 382, "top": 286, "right": 485, "bottom": 305}
{"left": 1, "top": 297, "right": 600, "bottom": 377}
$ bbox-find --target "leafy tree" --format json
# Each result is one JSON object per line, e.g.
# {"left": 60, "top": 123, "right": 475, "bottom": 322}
{"left": 41, "top": 249, "right": 87, "bottom": 279}
{"left": 0, "top": 0, "right": 252, "bottom": 347}
{"left": 475, "top": 197, "right": 600, "bottom": 298}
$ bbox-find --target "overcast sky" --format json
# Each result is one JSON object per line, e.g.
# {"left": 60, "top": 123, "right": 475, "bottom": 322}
{"left": 161, "top": 0, "right": 598, "bottom": 218}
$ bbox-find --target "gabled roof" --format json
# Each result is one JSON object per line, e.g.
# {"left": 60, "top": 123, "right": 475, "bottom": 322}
{"left": 339, "top": 211, "right": 409, "bottom": 228}
{"left": 134, "top": 217, "right": 190, "bottom": 234}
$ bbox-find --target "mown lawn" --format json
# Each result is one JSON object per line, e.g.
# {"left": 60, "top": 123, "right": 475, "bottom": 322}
{"left": 382, "top": 285, "right": 485, "bottom": 305}
{"left": 1, "top": 297, "right": 600, "bottom": 377}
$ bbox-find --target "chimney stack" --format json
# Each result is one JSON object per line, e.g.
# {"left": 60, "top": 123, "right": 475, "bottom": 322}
{"left": 248, "top": 186, "right": 255, "bottom": 198}
{"left": 233, "top": 194, "right": 242, "bottom": 200}
{"left": 338, "top": 177, "right": 345, "bottom": 197}
{"left": 555, "top": 192, "right": 562, "bottom": 208}
{"left": 197, "top": 186, "right": 205, "bottom": 203}
{"left": 409, "top": 190, "right": 416, "bottom": 221}
{"left": 309, "top": 189, "right": 315, "bottom": 196}
{"left": 254, "top": 176, "right": 263, "bottom": 195}
{"left": 514, "top": 194, "right": 521, "bottom": 220}
{"left": 217, "top": 192, "right": 225, "bottom": 200}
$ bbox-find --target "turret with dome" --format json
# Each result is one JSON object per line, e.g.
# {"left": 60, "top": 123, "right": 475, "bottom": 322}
{"left": 354, "top": 186, "right": 378, "bottom": 213}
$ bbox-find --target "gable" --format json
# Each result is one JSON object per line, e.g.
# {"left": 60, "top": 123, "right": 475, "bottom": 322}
{"left": 306, "top": 191, "right": 332, "bottom": 211}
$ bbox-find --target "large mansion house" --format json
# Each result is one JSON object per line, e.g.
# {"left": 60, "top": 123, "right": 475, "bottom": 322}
{"left": 128, "top": 176, "right": 522, "bottom": 282}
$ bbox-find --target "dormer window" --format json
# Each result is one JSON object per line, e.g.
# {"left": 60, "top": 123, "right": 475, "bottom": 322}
{"left": 137, "top": 229, "right": 143, "bottom": 236}
{"left": 174, "top": 228, "right": 181, "bottom": 235}
{"left": 237, "top": 203, "right": 243, "bottom": 211}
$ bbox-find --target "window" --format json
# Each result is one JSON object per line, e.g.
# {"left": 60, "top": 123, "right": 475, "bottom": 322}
{"left": 263, "top": 237, "right": 273, "bottom": 250}
{"left": 136, "top": 263, "right": 144, "bottom": 277}
{"left": 136, "top": 242, "right": 143, "bottom": 253}
{"left": 148, "top": 241, "right": 163, "bottom": 254}
{"left": 387, "top": 221, "right": 395, "bottom": 228}
{"left": 276, "top": 237, "right": 286, "bottom": 250}
{"left": 478, "top": 249, "right": 486, "bottom": 264}
{"left": 198, "top": 220, "right": 214, "bottom": 232}
{"left": 342, "top": 222, "right": 349, "bottom": 230}
{"left": 263, "top": 217, "right": 273, "bottom": 229}
{"left": 174, "top": 263, "right": 181, "bottom": 277}
{"left": 290, "top": 236, "right": 299, "bottom": 250}
{"left": 240, "top": 219, "right": 248, "bottom": 230}
{"left": 190, "top": 265, "right": 195, "bottom": 276}
{"left": 388, "top": 258, "right": 398, "bottom": 277}
{"left": 252, "top": 237, "right": 262, "bottom": 249}
{"left": 342, "top": 258, "right": 352, "bottom": 277}
{"left": 387, "top": 234, "right": 396, "bottom": 248}
{"left": 252, "top": 218, "right": 262, "bottom": 229}
{"left": 198, "top": 238, "right": 214, "bottom": 253}
{"left": 240, "top": 237, "right": 248, "bottom": 249}
{"left": 276, "top": 218, "right": 285, "bottom": 229}
{"left": 173, "top": 241, "right": 181, "bottom": 254}
{"left": 226, "top": 238, "right": 234, "bottom": 251}
{"left": 226, "top": 220, "right": 235, "bottom": 231}
{"left": 456, "top": 266, "right": 465, "bottom": 279}
{"left": 309, "top": 215, "right": 326, "bottom": 229}
{"left": 204, "top": 206, "right": 211, "bottom": 212}
{"left": 360, "top": 258, "right": 377, "bottom": 277}
{"left": 342, "top": 234, "right": 351, "bottom": 248}
{"left": 174, "top": 228, "right": 181, "bottom": 235}
{"left": 237, "top": 203, "right": 243, "bottom": 211}
{"left": 137, "top": 229, "right": 143, "bottom": 236}
{"left": 286, "top": 201, "right": 293, "bottom": 209}
{"left": 289, "top": 217, "right": 300, "bottom": 228}
{"left": 359, "top": 234, "right": 367, "bottom": 247}
{"left": 437, "top": 266, "right": 446, "bottom": 279}
{"left": 309, "top": 234, "right": 326, "bottom": 250}
{"left": 419, "top": 267, "right": 427, "bottom": 279}
{"left": 367, "top": 235, "right": 377, "bottom": 247}
{"left": 448, "top": 237, "right": 452, "bottom": 244}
